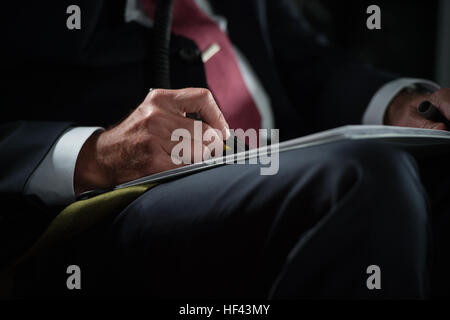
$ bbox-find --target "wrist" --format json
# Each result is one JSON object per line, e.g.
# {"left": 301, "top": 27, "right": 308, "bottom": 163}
{"left": 74, "top": 130, "right": 111, "bottom": 196}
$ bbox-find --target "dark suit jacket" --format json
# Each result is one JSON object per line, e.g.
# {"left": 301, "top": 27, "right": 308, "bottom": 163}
{"left": 0, "top": 0, "right": 396, "bottom": 267}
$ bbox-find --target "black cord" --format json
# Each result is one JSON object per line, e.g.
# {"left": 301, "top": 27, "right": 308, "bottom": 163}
{"left": 152, "top": 0, "right": 175, "bottom": 89}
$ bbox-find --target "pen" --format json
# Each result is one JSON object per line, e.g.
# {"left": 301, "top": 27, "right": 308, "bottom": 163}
{"left": 417, "top": 100, "right": 450, "bottom": 128}
{"left": 187, "top": 112, "right": 248, "bottom": 153}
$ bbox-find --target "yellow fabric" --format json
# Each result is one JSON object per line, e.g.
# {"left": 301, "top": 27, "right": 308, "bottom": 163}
{"left": 16, "top": 183, "right": 156, "bottom": 266}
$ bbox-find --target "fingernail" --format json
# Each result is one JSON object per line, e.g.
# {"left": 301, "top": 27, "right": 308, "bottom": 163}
{"left": 224, "top": 127, "right": 231, "bottom": 139}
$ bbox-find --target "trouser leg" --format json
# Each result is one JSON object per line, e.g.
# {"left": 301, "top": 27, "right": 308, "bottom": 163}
{"left": 17, "top": 140, "right": 431, "bottom": 299}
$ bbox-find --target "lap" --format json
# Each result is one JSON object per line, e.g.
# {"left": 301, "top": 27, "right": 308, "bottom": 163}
{"left": 119, "top": 138, "right": 416, "bottom": 224}
{"left": 103, "top": 139, "right": 422, "bottom": 297}
{"left": 111, "top": 140, "right": 404, "bottom": 247}
{"left": 18, "top": 139, "right": 430, "bottom": 298}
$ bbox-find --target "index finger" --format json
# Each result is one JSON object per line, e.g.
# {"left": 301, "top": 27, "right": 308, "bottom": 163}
{"left": 428, "top": 88, "right": 450, "bottom": 120}
{"left": 170, "top": 88, "right": 231, "bottom": 138}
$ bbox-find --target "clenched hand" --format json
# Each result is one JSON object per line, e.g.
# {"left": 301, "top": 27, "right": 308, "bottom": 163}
{"left": 385, "top": 88, "right": 450, "bottom": 131}
{"left": 74, "top": 88, "right": 230, "bottom": 195}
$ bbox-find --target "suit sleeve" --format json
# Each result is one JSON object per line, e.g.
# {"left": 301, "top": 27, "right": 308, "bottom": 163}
{"left": 0, "top": 121, "right": 72, "bottom": 268}
{"left": 0, "top": 121, "right": 72, "bottom": 196}
{"left": 266, "top": 0, "right": 399, "bottom": 132}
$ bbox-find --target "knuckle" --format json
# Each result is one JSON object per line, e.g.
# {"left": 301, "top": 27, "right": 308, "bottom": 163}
{"left": 150, "top": 106, "right": 163, "bottom": 118}
{"left": 198, "top": 88, "right": 214, "bottom": 101}
{"left": 145, "top": 107, "right": 165, "bottom": 124}
{"left": 148, "top": 88, "right": 166, "bottom": 103}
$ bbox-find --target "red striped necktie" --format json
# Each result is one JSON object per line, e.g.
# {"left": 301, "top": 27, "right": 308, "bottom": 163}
{"left": 142, "top": 0, "right": 262, "bottom": 132}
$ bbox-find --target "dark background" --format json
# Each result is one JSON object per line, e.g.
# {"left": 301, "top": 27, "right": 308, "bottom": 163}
{"left": 292, "top": 0, "right": 446, "bottom": 84}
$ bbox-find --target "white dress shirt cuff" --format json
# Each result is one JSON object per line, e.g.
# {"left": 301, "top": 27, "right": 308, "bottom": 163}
{"left": 25, "top": 127, "right": 103, "bottom": 206}
{"left": 363, "top": 78, "right": 441, "bottom": 125}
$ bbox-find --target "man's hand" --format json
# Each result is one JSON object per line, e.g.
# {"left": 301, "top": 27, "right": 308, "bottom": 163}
{"left": 74, "top": 88, "right": 230, "bottom": 196}
{"left": 385, "top": 88, "right": 450, "bottom": 131}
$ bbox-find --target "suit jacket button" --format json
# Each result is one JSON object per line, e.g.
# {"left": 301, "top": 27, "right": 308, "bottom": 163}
{"left": 179, "top": 47, "right": 201, "bottom": 63}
